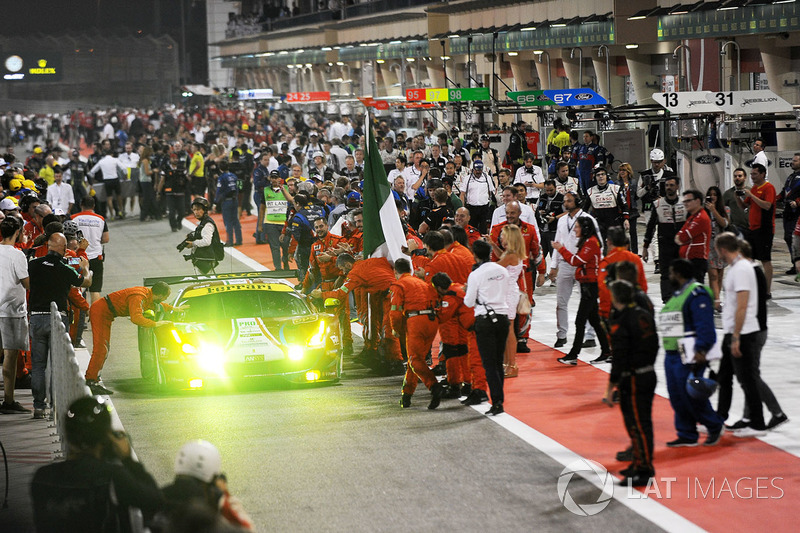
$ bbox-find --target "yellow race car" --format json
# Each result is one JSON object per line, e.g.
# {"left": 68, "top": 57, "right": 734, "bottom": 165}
{"left": 138, "top": 271, "right": 342, "bottom": 390}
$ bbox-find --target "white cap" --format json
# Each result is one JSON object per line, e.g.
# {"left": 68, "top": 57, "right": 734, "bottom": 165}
{"left": 53, "top": 208, "right": 66, "bottom": 216}
{"left": 312, "top": 151, "right": 324, "bottom": 159}
{"left": 649, "top": 148, "right": 665, "bottom": 161}
{"left": 174, "top": 440, "right": 222, "bottom": 483}
{"left": 0, "top": 198, "right": 19, "bottom": 211}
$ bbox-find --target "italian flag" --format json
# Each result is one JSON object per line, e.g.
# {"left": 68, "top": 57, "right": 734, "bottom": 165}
{"left": 361, "top": 115, "right": 408, "bottom": 263}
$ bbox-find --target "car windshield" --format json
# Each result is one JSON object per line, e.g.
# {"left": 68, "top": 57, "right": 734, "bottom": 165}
{"left": 179, "top": 290, "right": 312, "bottom": 321}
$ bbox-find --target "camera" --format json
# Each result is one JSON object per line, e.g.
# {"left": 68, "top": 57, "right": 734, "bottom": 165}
{"left": 176, "top": 233, "right": 195, "bottom": 252}
{"left": 705, "top": 196, "right": 712, "bottom": 203}
{"left": 735, "top": 189, "right": 745, "bottom": 197}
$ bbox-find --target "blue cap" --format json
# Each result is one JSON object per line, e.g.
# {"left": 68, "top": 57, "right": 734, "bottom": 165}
{"left": 347, "top": 191, "right": 362, "bottom": 203}
{"left": 473, "top": 160, "right": 484, "bottom": 169}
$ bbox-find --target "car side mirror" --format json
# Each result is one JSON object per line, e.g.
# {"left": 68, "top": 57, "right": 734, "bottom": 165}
{"left": 324, "top": 298, "right": 340, "bottom": 309}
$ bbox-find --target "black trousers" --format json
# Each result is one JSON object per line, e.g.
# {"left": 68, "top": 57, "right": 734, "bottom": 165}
{"left": 619, "top": 371, "right": 656, "bottom": 475}
{"left": 658, "top": 243, "right": 679, "bottom": 303}
{"left": 717, "top": 332, "right": 765, "bottom": 429}
{"left": 569, "top": 282, "right": 610, "bottom": 357}
{"left": 475, "top": 314, "right": 510, "bottom": 405}
{"left": 466, "top": 203, "right": 491, "bottom": 235}
{"left": 690, "top": 258, "right": 708, "bottom": 284}
{"left": 166, "top": 193, "right": 185, "bottom": 231}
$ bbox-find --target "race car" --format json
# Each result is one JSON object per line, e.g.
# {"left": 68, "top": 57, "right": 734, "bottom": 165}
{"left": 138, "top": 271, "right": 342, "bottom": 390}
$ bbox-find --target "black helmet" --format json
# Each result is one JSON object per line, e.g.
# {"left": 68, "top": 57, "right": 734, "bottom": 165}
{"left": 480, "top": 134, "right": 490, "bottom": 142}
{"left": 191, "top": 197, "right": 210, "bottom": 211}
{"left": 65, "top": 396, "right": 112, "bottom": 449}
{"left": 686, "top": 369, "right": 719, "bottom": 400}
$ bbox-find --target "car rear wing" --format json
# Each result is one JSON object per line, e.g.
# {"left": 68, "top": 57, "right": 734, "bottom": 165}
{"left": 143, "top": 270, "right": 297, "bottom": 287}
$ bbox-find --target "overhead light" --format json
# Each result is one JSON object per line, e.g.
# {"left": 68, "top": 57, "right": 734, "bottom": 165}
{"left": 406, "top": 57, "right": 415, "bottom": 62}
{"left": 626, "top": 44, "right": 640, "bottom": 50}
{"left": 359, "top": 43, "right": 369, "bottom": 47}
{"left": 773, "top": 0, "right": 796, "bottom": 4}
{"left": 336, "top": 61, "right": 344, "bottom": 66}
{"left": 265, "top": 52, "right": 275, "bottom": 56}
{"left": 368, "top": 42, "right": 380, "bottom": 46}
{"left": 296, "top": 49, "right": 304, "bottom": 53}
{"left": 376, "top": 59, "right": 385, "bottom": 63}
{"left": 448, "top": 34, "right": 460, "bottom": 38}
{"left": 389, "top": 40, "right": 402, "bottom": 44}
{"left": 718, "top": 0, "right": 748, "bottom": 9}
{"left": 333, "top": 46, "right": 341, "bottom": 49}
{"left": 440, "top": 55, "right": 451, "bottom": 60}
{"left": 305, "top": 63, "right": 312, "bottom": 67}
{"left": 279, "top": 50, "right": 289, "bottom": 55}
{"left": 507, "top": 51, "right": 519, "bottom": 56}
{"left": 533, "top": 50, "right": 544, "bottom": 55}
{"left": 321, "top": 47, "right": 332, "bottom": 51}
{"left": 521, "top": 26, "right": 537, "bottom": 31}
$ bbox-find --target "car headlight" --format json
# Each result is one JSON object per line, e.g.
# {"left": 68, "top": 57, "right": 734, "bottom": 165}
{"left": 306, "top": 321, "right": 326, "bottom": 348}
{"left": 288, "top": 346, "right": 304, "bottom": 361}
{"left": 195, "top": 343, "right": 226, "bottom": 375}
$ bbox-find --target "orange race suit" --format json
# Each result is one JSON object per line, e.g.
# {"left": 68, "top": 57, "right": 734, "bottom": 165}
{"left": 85, "top": 287, "right": 174, "bottom": 381}
{"left": 390, "top": 273, "right": 440, "bottom": 395}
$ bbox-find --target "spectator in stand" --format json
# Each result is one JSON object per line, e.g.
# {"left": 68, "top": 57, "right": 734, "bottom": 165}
{"left": 675, "top": 189, "right": 712, "bottom": 283}
{"left": 740, "top": 163, "right": 776, "bottom": 296}
{"left": 777, "top": 153, "right": 800, "bottom": 275}
{"left": 0, "top": 216, "right": 30, "bottom": 415}
{"left": 704, "top": 186, "right": 729, "bottom": 311}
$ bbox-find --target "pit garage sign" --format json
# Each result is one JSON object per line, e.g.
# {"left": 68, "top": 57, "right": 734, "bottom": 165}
{"left": 2, "top": 53, "right": 62, "bottom": 82}
{"left": 653, "top": 90, "right": 792, "bottom": 115}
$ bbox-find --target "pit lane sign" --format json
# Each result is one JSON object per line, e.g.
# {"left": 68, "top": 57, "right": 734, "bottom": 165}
{"left": 654, "top": 90, "right": 792, "bottom": 115}
{"left": 507, "top": 88, "right": 607, "bottom": 107}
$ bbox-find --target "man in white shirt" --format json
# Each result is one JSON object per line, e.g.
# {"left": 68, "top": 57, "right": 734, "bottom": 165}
{"left": 46, "top": 166, "right": 75, "bottom": 214}
{"left": 0, "top": 216, "right": 30, "bottom": 414}
{"left": 715, "top": 232, "right": 766, "bottom": 435}
{"left": 88, "top": 151, "right": 125, "bottom": 220}
{"left": 514, "top": 152, "right": 545, "bottom": 204}
{"left": 464, "top": 239, "right": 509, "bottom": 416}
{"left": 549, "top": 191, "right": 601, "bottom": 347}
{"left": 752, "top": 138, "right": 769, "bottom": 178}
{"left": 459, "top": 160, "right": 495, "bottom": 234}
{"left": 490, "top": 185, "right": 538, "bottom": 233}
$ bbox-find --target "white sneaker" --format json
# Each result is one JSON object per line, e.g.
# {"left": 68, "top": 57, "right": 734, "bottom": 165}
{"left": 733, "top": 427, "right": 766, "bottom": 438}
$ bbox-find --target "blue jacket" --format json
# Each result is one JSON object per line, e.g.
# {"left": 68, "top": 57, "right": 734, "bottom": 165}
{"left": 252, "top": 164, "right": 270, "bottom": 201}
{"left": 216, "top": 172, "right": 238, "bottom": 203}
{"left": 681, "top": 284, "right": 716, "bottom": 353}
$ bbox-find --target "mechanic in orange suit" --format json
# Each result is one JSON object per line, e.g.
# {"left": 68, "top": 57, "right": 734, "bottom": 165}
{"left": 598, "top": 227, "right": 647, "bottom": 321}
{"left": 84, "top": 282, "right": 177, "bottom": 394}
{"left": 417, "top": 231, "right": 472, "bottom": 284}
{"left": 302, "top": 217, "right": 352, "bottom": 354}
{"left": 431, "top": 272, "right": 474, "bottom": 398}
{"left": 313, "top": 255, "right": 402, "bottom": 367}
{"left": 389, "top": 259, "right": 444, "bottom": 409}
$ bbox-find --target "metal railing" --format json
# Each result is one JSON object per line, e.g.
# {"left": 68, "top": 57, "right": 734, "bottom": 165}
{"left": 49, "top": 302, "right": 91, "bottom": 456}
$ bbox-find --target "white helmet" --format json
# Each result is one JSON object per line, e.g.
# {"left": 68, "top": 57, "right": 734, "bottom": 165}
{"left": 649, "top": 148, "right": 665, "bottom": 161}
{"left": 174, "top": 440, "right": 222, "bottom": 483}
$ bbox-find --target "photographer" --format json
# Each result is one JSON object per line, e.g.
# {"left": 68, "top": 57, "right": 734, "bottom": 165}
{"left": 157, "top": 147, "right": 189, "bottom": 232}
{"left": 179, "top": 198, "right": 223, "bottom": 274}
{"left": 31, "top": 396, "right": 163, "bottom": 533}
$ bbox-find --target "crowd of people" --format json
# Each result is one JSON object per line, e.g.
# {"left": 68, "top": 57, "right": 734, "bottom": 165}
{"left": 0, "top": 101, "right": 797, "bottom": 511}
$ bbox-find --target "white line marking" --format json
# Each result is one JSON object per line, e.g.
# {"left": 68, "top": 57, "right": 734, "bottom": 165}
{"left": 469, "top": 405, "right": 706, "bottom": 532}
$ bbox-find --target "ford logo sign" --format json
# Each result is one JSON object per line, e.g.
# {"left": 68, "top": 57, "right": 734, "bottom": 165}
{"left": 575, "top": 93, "right": 593, "bottom": 101}
{"left": 695, "top": 155, "right": 721, "bottom": 165}
{"left": 537, "top": 94, "right": 550, "bottom": 101}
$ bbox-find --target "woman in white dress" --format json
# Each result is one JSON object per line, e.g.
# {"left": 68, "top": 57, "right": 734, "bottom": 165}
{"left": 498, "top": 224, "right": 526, "bottom": 378}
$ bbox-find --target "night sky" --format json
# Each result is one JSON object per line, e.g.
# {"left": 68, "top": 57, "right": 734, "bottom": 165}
{"left": 1, "top": 0, "right": 209, "bottom": 82}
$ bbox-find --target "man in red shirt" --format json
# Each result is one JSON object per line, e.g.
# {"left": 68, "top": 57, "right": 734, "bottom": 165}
{"left": 741, "top": 163, "right": 776, "bottom": 294}
{"left": 454, "top": 207, "right": 483, "bottom": 246}
{"left": 313, "top": 255, "right": 402, "bottom": 372}
{"left": 390, "top": 259, "right": 444, "bottom": 409}
{"left": 675, "top": 189, "right": 712, "bottom": 283}
{"left": 598, "top": 227, "right": 648, "bottom": 321}
{"left": 303, "top": 217, "right": 352, "bottom": 355}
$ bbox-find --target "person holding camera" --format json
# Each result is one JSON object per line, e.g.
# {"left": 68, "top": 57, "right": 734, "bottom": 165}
{"left": 84, "top": 281, "right": 176, "bottom": 396}
{"left": 31, "top": 396, "right": 163, "bottom": 533}
{"left": 157, "top": 146, "right": 189, "bottom": 232}
{"left": 179, "top": 198, "right": 223, "bottom": 275}
{"left": 159, "top": 440, "right": 254, "bottom": 531}
{"left": 464, "top": 239, "right": 510, "bottom": 415}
